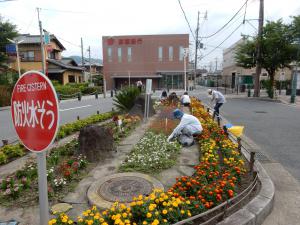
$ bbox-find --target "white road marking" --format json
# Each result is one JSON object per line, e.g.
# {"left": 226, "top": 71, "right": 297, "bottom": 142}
{"left": 59, "top": 105, "right": 92, "bottom": 112}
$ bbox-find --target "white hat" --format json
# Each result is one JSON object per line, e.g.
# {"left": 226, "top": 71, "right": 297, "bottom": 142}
{"left": 207, "top": 89, "right": 212, "bottom": 94}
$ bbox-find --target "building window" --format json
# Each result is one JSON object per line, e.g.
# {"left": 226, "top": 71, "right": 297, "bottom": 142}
{"left": 127, "top": 47, "right": 132, "bottom": 62}
{"left": 158, "top": 46, "right": 163, "bottom": 62}
{"left": 118, "top": 47, "right": 122, "bottom": 63}
{"left": 48, "top": 51, "right": 56, "bottom": 59}
{"left": 21, "top": 51, "right": 35, "bottom": 61}
{"left": 179, "top": 46, "right": 184, "bottom": 61}
{"left": 108, "top": 47, "right": 112, "bottom": 62}
{"left": 169, "top": 46, "right": 173, "bottom": 61}
{"left": 68, "top": 75, "right": 75, "bottom": 83}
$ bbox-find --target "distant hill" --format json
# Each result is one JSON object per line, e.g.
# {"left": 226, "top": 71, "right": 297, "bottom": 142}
{"left": 68, "top": 55, "right": 103, "bottom": 65}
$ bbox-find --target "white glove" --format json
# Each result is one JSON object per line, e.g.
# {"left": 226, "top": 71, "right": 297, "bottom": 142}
{"left": 167, "top": 135, "right": 172, "bottom": 142}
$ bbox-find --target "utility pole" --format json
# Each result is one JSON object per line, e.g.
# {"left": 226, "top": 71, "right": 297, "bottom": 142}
{"left": 81, "top": 37, "right": 85, "bottom": 82}
{"left": 254, "top": 0, "right": 264, "bottom": 97}
{"left": 215, "top": 57, "right": 218, "bottom": 72}
{"left": 194, "top": 11, "right": 200, "bottom": 89}
{"left": 87, "top": 46, "right": 92, "bottom": 84}
{"left": 291, "top": 38, "right": 300, "bottom": 103}
{"left": 37, "top": 8, "right": 46, "bottom": 74}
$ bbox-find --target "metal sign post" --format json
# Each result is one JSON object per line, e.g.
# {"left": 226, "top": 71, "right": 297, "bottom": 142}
{"left": 11, "top": 71, "right": 59, "bottom": 225}
{"left": 144, "top": 79, "right": 152, "bottom": 122}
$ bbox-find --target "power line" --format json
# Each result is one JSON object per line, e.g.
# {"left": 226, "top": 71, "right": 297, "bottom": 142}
{"left": 177, "top": 0, "right": 196, "bottom": 41}
{"left": 40, "top": 8, "right": 87, "bottom": 14}
{"left": 200, "top": 22, "right": 244, "bottom": 60}
{"left": 199, "top": 0, "right": 249, "bottom": 39}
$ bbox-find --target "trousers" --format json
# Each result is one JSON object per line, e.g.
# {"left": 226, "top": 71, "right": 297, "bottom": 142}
{"left": 178, "top": 126, "right": 200, "bottom": 147}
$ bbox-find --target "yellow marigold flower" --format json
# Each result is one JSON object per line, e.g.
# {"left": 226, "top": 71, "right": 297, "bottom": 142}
{"left": 162, "top": 202, "right": 167, "bottom": 206}
{"left": 102, "top": 223, "right": 108, "bottom": 225}
{"left": 102, "top": 211, "right": 107, "bottom": 215}
{"left": 87, "top": 210, "right": 91, "bottom": 214}
{"left": 147, "top": 212, "right": 152, "bottom": 218}
{"left": 172, "top": 202, "right": 178, "bottom": 207}
{"left": 143, "top": 221, "right": 148, "bottom": 225}
{"left": 92, "top": 206, "right": 97, "bottom": 211}
{"left": 152, "top": 219, "right": 159, "bottom": 225}
{"left": 138, "top": 195, "right": 143, "bottom": 200}
{"left": 90, "top": 213, "right": 94, "bottom": 216}
{"left": 180, "top": 210, "right": 185, "bottom": 214}
{"left": 163, "top": 219, "right": 167, "bottom": 223}
{"left": 155, "top": 211, "right": 159, "bottom": 216}
{"left": 115, "top": 218, "right": 122, "bottom": 224}
{"left": 168, "top": 208, "right": 173, "bottom": 211}
{"left": 78, "top": 218, "right": 83, "bottom": 223}
{"left": 100, "top": 218, "right": 104, "bottom": 222}
{"left": 122, "top": 213, "right": 127, "bottom": 218}
{"left": 87, "top": 220, "right": 94, "bottom": 225}
{"left": 155, "top": 199, "right": 159, "bottom": 204}
{"left": 188, "top": 212, "right": 192, "bottom": 217}
{"left": 186, "top": 200, "right": 191, "bottom": 205}
{"left": 83, "top": 211, "right": 89, "bottom": 217}
{"left": 130, "top": 202, "right": 136, "bottom": 207}
{"left": 94, "top": 215, "right": 99, "bottom": 220}
{"left": 125, "top": 220, "right": 130, "bottom": 224}
{"left": 61, "top": 217, "right": 68, "bottom": 223}
{"left": 48, "top": 219, "right": 56, "bottom": 225}
{"left": 68, "top": 220, "right": 73, "bottom": 224}
{"left": 120, "top": 204, "right": 127, "bottom": 210}
{"left": 111, "top": 207, "right": 116, "bottom": 212}
{"left": 162, "top": 209, "right": 168, "bottom": 215}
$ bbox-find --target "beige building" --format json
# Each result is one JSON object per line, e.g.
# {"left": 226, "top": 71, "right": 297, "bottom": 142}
{"left": 9, "top": 34, "right": 84, "bottom": 85}
{"left": 222, "top": 39, "right": 292, "bottom": 89}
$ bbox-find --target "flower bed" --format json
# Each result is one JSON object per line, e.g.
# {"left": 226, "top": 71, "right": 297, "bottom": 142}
{"left": 0, "top": 114, "right": 140, "bottom": 207}
{"left": 50, "top": 98, "right": 248, "bottom": 225}
{"left": 57, "top": 112, "right": 114, "bottom": 140}
{"left": 0, "top": 112, "right": 114, "bottom": 167}
{"left": 119, "top": 132, "right": 180, "bottom": 173}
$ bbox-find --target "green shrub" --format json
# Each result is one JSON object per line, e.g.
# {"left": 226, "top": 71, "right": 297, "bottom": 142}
{"left": 1, "top": 144, "right": 25, "bottom": 160}
{"left": 0, "top": 151, "right": 8, "bottom": 165}
{"left": 113, "top": 86, "right": 140, "bottom": 111}
{"left": 261, "top": 80, "right": 274, "bottom": 98}
{"left": 57, "top": 112, "right": 114, "bottom": 140}
{"left": 54, "top": 85, "right": 80, "bottom": 96}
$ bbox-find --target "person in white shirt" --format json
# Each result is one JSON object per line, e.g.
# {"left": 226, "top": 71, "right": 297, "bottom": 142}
{"left": 180, "top": 92, "right": 191, "bottom": 106}
{"left": 167, "top": 109, "right": 203, "bottom": 146}
{"left": 208, "top": 89, "right": 226, "bottom": 119}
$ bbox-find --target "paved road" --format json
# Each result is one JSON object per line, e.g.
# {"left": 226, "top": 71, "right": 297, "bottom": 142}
{"left": 195, "top": 87, "right": 300, "bottom": 182}
{"left": 0, "top": 96, "right": 114, "bottom": 144}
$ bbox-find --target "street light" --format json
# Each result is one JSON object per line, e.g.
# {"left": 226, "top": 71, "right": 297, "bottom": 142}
{"left": 183, "top": 48, "right": 189, "bottom": 91}
{"left": 7, "top": 38, "right": 24, "bottom": 77}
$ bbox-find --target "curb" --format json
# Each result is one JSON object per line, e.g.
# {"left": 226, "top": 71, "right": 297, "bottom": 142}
{"left": 0, "top": 106, "right": 10, "bottom": 111}
{"left": 216, "top": 140, "right": 275, "bottom": 225}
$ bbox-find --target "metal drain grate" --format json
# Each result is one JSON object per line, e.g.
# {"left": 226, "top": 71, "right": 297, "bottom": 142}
{"left": 254, "top": 111, "right": 267, "bottom": 114}
{"left": 255, "top": 151, "right": 271, "bottom": 162}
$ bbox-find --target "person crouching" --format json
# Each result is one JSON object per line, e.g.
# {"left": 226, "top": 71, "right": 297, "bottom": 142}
{"left": 167, "top": 109, "right": 202, "bottom": 146}
{"left": 180, "top": 92, "right": 191, "bottom": 107}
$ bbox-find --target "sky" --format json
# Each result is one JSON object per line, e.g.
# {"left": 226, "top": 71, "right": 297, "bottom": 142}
{"left": 1, "top": 0, "right": 299, "bottom": 69}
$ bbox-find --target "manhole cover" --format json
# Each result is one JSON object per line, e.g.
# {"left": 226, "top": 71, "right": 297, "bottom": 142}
{"left": 87, "top": 172, "right": 164, "bottom": 209}
{"left": 254, "top": 111, "right": 267, "bottom": 114}
{"left": 98, "top": 176, "right": 153, "bottom": 203}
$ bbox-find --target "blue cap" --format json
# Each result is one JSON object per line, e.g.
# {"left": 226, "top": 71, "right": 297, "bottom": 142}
{"left": 173, "top": 109, "right": 184, "bottom": 119}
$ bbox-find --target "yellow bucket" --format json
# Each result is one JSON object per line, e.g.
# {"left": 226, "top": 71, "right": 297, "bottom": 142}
{"left": 228, "top": 126, "right": 244, "bottom": 137}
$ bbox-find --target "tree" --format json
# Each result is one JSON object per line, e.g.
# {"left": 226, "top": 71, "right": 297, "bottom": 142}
{"left": 0, "top": 15, "right": 18, "bottom": 68}
{"left": 235, "top": 19, "right": 297, "bottom": 98}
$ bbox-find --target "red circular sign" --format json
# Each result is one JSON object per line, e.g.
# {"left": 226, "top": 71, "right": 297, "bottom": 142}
{"left": 11, "top": 71, "right": 59, "bottom": 152}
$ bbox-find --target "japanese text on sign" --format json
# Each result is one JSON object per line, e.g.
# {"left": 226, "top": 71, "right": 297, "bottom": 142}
{"left": 13, "top": 100, "right": 55, "bottom": 130}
